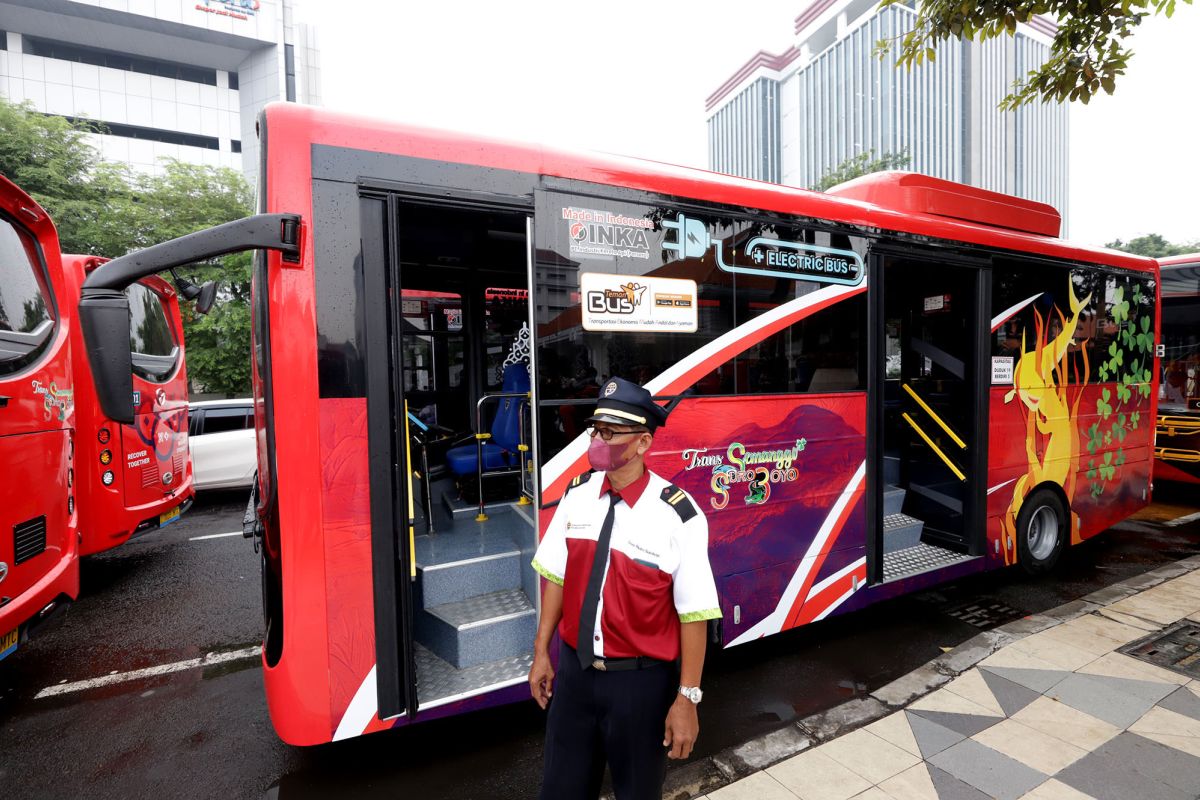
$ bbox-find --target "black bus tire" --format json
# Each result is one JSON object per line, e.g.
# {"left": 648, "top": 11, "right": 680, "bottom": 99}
{"left": 1016, "top": 488, "right": 1067, "bottom": 575}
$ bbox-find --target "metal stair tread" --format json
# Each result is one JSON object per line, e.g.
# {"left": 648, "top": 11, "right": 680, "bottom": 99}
{"left": 883, "top": 512, "right": 923, "bottom": 530}
{"left": 414, "top": 532, "right": 521, "bottom": 569}
{"left": 426, "top": 588, "right": 534, "bottom": 630}
{"left": 415, "top": 643, "right": 532, "bottom": 707}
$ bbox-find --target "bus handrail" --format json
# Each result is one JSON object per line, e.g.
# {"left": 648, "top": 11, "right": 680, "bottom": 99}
{"left": 473, "top": 391, "right": 532, "bottom": 522}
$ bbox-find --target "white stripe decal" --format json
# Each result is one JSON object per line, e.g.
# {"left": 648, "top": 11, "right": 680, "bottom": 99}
{"left": 728, "top": 461, "right": 866, "bottom": 647}
{"left": 35, "top": 647, "right": 261, "bottom": 699}
{"left": 334, "top": 665, "right": 379, "bottom": 742}
{"left": 806, "top": 556, "right": 866, "bottom": 602}
{"left": 543, "top": 283, "right": 864, "bottom": 490}
{"left": 987, "top": 478, "right": 1017, "bottom": 496}
{"left": 990, "top": 293, "right": 1042, "bottom": 332}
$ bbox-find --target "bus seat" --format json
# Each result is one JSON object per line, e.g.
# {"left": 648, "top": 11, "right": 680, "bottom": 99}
{"left": 445, "top": 364, "right": 530, "bottom": 476}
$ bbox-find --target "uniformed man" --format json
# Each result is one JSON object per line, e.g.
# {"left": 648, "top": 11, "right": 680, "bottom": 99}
{"left": 529, "top": 377, "right": 721, "bottom": 800}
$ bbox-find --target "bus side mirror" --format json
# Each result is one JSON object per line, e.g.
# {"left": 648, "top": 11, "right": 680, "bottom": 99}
{"left": 79, "top": 289, "right": 136, "bottom": 425}
{"left": 195, "top": 281, "right": 217, "bottom": 315}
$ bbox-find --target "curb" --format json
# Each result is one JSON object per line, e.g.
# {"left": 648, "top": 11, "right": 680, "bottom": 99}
{"left": 660, "top": 553, "right": 1200, "bottom": 800}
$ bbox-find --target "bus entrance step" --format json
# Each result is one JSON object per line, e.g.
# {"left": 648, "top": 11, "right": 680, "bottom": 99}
{"left": 417, "top": 588, "right": 536, "bottom": 670}
{"left": 884, "top": 486, "right": 906, "bottom": 516}
{"left": 883, "top": 512, "right": 924, "bottom": 552}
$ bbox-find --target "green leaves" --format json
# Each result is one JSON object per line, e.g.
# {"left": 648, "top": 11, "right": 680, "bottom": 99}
{"left": 0, "top": 96, "right": 254, "bottom": 396}
{"left": 876, "top": 0, "right": 1194, "bottom": 109}
{"left": 1097, "top": 387, "right": 1113, "bottom": 419}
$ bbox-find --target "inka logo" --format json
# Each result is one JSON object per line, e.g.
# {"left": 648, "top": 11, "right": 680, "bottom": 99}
{"left": 587, "top": 282, "right": 647, "bottom": 315}
{"left": 561, "top": 206, "right": 653, "bottom": 260}
{"left": 681, "top": 439, "right": 807, "bottom": 510}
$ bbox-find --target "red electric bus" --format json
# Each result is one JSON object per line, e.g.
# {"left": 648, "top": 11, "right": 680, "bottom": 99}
{"left": 78, "top": 104, "right": 1160, "bottom": 745}
{"left": 1155, "top": 253, "right": 1200, "bottom": 483}
{"left": 63, "top": 256, "right": 195, "bottom": 555}
{"left": 0, "top": 177, "right": 79, "bottom": 662}
{"left": 1156, "top": 253, "right": 1200, "bottom": 484}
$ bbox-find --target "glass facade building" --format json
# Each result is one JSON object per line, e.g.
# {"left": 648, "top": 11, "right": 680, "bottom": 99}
{"left": 706, "top": 0, "right": 1068, "bottom": 222}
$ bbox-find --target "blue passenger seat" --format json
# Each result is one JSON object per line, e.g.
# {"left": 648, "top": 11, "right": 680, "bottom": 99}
{"left": 445, "top": 364, "right": 530, "bottom": 476}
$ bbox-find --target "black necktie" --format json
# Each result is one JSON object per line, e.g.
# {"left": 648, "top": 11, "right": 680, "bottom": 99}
{"left": 577, "top": 493, "right": 620, "bottom": 669}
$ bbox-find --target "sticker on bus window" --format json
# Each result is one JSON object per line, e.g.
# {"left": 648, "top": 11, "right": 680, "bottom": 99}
{"left": 991, "top": 356, "right": 1014, "bottom": 384}
{"left": 580, "top": 273, "right": 698, "bottom": 333}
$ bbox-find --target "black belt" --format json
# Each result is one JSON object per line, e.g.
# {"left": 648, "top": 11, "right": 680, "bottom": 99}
{"left": 565, "top": 643, "right": 669, "bottom": 672}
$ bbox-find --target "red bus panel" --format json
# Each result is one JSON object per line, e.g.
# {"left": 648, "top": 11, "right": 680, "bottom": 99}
{"left": 0, "top": 176, "right": 79, "bottom": 660}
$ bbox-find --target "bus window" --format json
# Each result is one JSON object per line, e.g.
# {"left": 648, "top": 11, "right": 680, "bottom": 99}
{"left": 0, "top": 216, "right": 55, "bottom": 375}
{"left": 400, "top": 289, "right": 466, "bottom": 429}
{"left": 534, "top": 192, "right": 737, "bottom": 456}
{"left": 127, "top": 282, "right": 178, "bottom": 381}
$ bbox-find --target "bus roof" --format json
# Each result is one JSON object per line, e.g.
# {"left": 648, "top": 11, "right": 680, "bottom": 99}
{"left": 264, "top": 103, "right": 1155, "bottom": 274}
{"left": 1159, "top": 252, "right": 1200, "bottom": 268}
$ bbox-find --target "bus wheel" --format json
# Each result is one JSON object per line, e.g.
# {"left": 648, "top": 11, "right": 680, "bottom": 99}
{"left": 1016, "top": 488, "right": 1067, "bottom": 575}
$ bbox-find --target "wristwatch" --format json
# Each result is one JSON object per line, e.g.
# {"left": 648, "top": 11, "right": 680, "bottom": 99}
{"left": 678, "top": 685, "right": 703, "bottom": 704}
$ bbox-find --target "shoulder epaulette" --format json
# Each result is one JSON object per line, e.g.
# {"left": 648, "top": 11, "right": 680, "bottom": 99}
{"left": 660, "top": 484, "right": 698, "bottom": 522}
{"left": 565, "top": 470, "right": 594, "bottom": 494}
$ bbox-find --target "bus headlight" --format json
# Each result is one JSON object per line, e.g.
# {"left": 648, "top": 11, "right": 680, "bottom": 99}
{"left": 98, "top": 428, "right": 111, "bottom": 444}
{"left": 102, "top": 470, "right": 115, "bottom": 486}
{"left": 100, "top": 449, "right": 113, "bottom": 465}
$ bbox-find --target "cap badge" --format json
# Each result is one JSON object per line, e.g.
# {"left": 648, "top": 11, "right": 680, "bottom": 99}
{"left": 604, "top": 382, "right": 617, "bottom": 397}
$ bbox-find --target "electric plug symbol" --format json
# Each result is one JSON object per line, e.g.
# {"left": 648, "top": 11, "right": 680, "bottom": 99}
{"left": 662, "top": 212, "right": 711, "bottom": 259}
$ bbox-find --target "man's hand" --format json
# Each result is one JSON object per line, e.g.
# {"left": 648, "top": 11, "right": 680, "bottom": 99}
{"left": 529, "top": 650, "right": 555, "bottom": 709}
{"left": 663, "top": 694, "right": 699, "bottom": 759}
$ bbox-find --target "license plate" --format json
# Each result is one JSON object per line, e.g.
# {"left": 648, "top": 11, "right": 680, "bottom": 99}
{"left": 0, "top": 628, "right": 17, "bottom": 662}
{"left": 159, "top": 506, "right": 181, "bottom": 527}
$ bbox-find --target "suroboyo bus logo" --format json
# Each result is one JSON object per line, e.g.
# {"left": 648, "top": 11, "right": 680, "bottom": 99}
{"left": 561, "top": 207, "right": 652, "bottom": 260}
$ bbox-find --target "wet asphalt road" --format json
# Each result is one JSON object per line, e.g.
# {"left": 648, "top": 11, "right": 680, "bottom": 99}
{"left": 1, "top": 485, "right": 1198, "bottom": 800}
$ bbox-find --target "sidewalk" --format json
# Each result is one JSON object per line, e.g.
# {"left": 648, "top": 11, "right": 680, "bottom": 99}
{"left": 683, "top": 556, "right": 1200, "bottom": 800}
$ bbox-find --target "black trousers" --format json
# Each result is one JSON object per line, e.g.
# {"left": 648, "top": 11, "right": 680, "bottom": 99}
{"left": 539, "top": 642, "right": 678, "bottom": 800}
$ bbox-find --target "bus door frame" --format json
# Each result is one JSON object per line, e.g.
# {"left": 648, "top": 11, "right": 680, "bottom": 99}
{"left": 360, "top": 182, "right": 535, "bottom": 719}
{"left": 866, "top": 242, "right": 992, "bottom": 585}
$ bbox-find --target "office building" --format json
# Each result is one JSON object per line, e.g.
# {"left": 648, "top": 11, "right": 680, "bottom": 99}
{"left": 706, "top": 0, "right": 1068, "bottom": 219}
{"left": 0, "top": 0, "right": 320, "bottom": 182}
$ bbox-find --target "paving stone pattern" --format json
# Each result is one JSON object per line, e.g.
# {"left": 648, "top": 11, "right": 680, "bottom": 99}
{"left": 700, "top": 570, "right": 1200, "bottom": 800}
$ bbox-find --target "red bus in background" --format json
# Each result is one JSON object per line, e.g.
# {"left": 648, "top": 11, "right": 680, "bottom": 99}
{"left": 77, "top": 105, "right": 1161, "bottom": 745}
{"left": 0, "top": 177, "right": 79, "bottom": 662}
{"left": 1156, "top": 253, "right": 1200, "bottom": 483}
{"left": 62, "top": 256, "right": 194, "bottom": 556}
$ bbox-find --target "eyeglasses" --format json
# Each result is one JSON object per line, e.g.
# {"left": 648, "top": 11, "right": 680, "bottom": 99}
{"left": 587, "top": 426, "right": 648, "bottom": 441}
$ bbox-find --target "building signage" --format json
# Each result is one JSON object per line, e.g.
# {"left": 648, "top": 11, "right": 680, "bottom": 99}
{"left": 580, "top": 272, "right": 697, "bottom": 333}
{"left": 197, "top": 0, "right": 260, "bottom": 21}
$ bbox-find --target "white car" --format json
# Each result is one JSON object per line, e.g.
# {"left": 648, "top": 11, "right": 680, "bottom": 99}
{"left": 188, "top": 399, "right": 256, "bottom": 491}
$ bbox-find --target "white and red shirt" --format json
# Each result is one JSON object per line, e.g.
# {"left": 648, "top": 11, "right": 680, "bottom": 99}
{"left": 532, "top": 469, "right": 722, "bottom": 662}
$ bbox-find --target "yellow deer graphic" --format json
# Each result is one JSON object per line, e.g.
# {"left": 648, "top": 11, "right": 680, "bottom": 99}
{"left": 1000, "top": 280, "right": 1092, "bottom": 565}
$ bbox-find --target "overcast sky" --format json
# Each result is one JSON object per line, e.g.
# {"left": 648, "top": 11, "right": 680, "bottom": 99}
{"left": 295, "top": 1, "right": 1198, "bottom": 248}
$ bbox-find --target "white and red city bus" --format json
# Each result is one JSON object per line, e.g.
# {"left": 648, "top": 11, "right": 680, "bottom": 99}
{"left": 0, "top": 177, "right": 79, "bottom": 662}
{"left": 78, "top": 104, "right": 1160, "bottom": 744}
{"left": 1155, "top": 253, "right": 1200, "bottom": 483}
{"left": 62, "top": 256, "right": 195, "bottom": 556}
